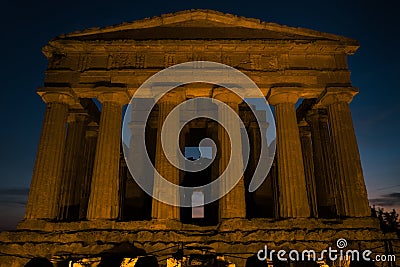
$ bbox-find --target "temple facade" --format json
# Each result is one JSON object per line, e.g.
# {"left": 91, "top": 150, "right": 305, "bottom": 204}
{"left": 0, "top": 10, "right": 398, "bottom": 267}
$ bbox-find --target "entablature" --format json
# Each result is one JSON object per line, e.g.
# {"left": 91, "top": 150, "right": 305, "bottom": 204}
{"left": 43, "top": 40, "right": 353, "bottom": 73}
{"left": 43, "top": 67, "right": 351, "bottom": 99}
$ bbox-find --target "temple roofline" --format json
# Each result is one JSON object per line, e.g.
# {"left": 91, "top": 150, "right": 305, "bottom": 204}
{"left": 55, "top": 9, "right": 359, "bottom": 46}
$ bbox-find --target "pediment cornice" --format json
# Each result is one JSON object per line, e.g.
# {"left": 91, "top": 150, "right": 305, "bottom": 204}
{"left": 55, "top": 9, "right": 358, "bottom": 46}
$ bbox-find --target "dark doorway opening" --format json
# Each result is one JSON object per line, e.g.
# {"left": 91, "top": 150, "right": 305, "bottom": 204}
{"left": 24, "top": 258, "right": 53, "bottom": 267}
{"left": 180, "top": 127, "right": 219, "bottom": 226}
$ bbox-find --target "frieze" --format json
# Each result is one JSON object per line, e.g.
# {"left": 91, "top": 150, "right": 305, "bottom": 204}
{"left": 46, "top": 50, "right": 344, "bottom": 73}
{"left": 108, "top": 53, "right": 133, "bottom": 69}
{"left": 134, "top": 53, "right": 146, "bottom": 68}
{"left": 221, "top": 55, "right": 232, "bottom": 66}
{"left": 78, "top": 54, "right": 91, "bottom": 71}
{"left": 250, "top": 54, "right": 262, "bottom": 70}
{"left": 164, "top": 53, "right": 175, "bottom": 67}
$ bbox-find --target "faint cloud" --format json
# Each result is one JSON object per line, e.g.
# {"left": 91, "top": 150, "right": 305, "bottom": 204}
{"left": 369, "top": 192, "right": 400, "bottom": 207}
{"left": 375, "top": 185, "right": 400, "bottom": 191}
{"left": 0, "top": 187, "right": 29, "bottom": 206}
{"left": 384, "top": 192, "right": 400, "bottom": 198}
{"left": 356, "top": 106, "right": 398, "bottom": 128}
{"left": 0, "top": 187, "right": 28, "bottom": 230}
{"left": 0, "top": 188, "right": 29, "bottom": 196}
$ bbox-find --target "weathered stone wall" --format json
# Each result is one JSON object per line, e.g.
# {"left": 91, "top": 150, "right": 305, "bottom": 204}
{"left": 0, "top": 218, "right": 398, "bottom": 267}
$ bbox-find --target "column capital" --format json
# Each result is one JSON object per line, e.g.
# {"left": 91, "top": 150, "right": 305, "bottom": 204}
{"left": 212, "top": 88, "right": 242, "bottom": 105}
{"left": 299, "top": 128, "right": 312, "bottom": 138}
{"left": 85, "top": 121, "right": 99, "bottom": 138}
{"left": 40, "top": 92, "right": 76, "bottom": 105}
{"left": 298, "top": 120, "right": 311, "bottom": 137}
{"left": 319, "top": 87, "right": 358, "bottom": 106}
{"left": 306, "top": 108, "right": 328, "bottom": 123}
{"left": 158, "top": 89, "right": 186, "bottom": 104}
{"left": 67, "top": 112, "right": 90, "bottom": 123}
{"left": 207, "top": 120, "right": 218, "bottom": 128}
{"left": 268, "top": 89, "right": 300, "bottom": 105}
{"left": 249, "top": 121, "right": 258, "bottom": 129}
{"left": 97, "top": 92, "right": 130, "bottom": 105}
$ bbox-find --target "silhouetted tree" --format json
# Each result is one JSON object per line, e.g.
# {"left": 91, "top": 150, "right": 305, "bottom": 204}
{"left": 371, "top": 205, "right": 399, "bottom": 236}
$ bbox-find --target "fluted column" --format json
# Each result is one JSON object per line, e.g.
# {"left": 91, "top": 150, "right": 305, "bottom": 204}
{"left": 257, "top": 120, "right": 270, "bottom": 172}
{"left": 299, "top": 123, "right": 318, "bottom": 218}
{"left": 320, "top": 91, "right": 370, "bottom": 217}
{"left": 249, "top": 122, "right": 261, "bottom": 173}
{"left": 179, "top": 125, "right": 189, "bottom": 186}
{"left": 268, "top": 92, "right": 310, "bottom": 218}
{"left": 207, "top": 121, "right": 220, "bottom": 209}
{"left": 128, "top": 98, "right": 155, "bottom": 189}
{"left": 87, "top": 92, "right": 128, "bottom": 220}
{"left": 214, "top": 90, "right": 246, "bottom": 219}
{"left": 319, "top": 112, "right": 341, "bottom": 215}
{"left": 79, "top": 122, "right": 98, "bottom": 220}
{"left": 307, "top": 109, "right": 338, "bottom": 217}
{"left": 151, "top": 91, "right": 185, "bottom": 220}
{"left": 118, "top": 155, "right": 128, "bottom": 221}
{"left": 58, "top": 113, "right": 88, "bottom": 221}
{"left": 25, "top": 92, "right": 75, "bottom": 220}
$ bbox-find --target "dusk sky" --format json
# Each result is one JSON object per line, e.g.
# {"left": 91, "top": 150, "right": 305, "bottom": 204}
{"left": 0, "top": 0, "right": 399, "bottom": 230}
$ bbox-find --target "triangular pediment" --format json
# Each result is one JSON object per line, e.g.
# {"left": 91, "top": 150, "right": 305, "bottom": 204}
{"left": 58, "top": 9, "right": 357, "bottom": 44}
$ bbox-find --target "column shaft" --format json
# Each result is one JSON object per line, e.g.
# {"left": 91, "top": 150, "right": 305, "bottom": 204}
{"left": 250, "top": 123, "right": 261, "bottom": 174}
{"left": 218, "top": 102, "right": 246, "bottom": 219}
{"left": 118, "top": 158, "right": 128, "bottom": 221}
{"left": 308, "top": 110, "right": 337, "bottom": 217}
{"left": 25, "top": 99, "right": 69, "bottom": 219}
{"left": 151, "top": 101, "right": 180, "bottom": 220}
{"left": 319, "top": 114, "right": 341, "bottom": 214}
{"left": 326, "top": 100, "right": 370, "bottom": 217}
{"left": 87, "top": 100, "right": 123, "bottom": 220}
{"left": 58, "top": 115, "right": 87, "bottom": 221}
{"left": 272, "top": 98, "right": 310, "bottom": 218}
{"left": 79, "top": 125, "right": 98, "bottom": 220}
{"left": 299, "top": 126, "right": 318, "bottom": 218}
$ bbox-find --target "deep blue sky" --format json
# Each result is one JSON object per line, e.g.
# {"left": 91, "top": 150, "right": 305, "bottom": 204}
{"left": 0, "top": 0, "right": 399, "bottom": 229}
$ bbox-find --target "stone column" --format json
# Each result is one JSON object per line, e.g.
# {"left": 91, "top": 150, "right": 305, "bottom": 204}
{"left": 299, "top": 122, "right": 318, "bottom": 218}
{"left": 127, "top": 98, "right": 155, "bottom": 190}
{"left": 307, "top": 109, "right": 338, "bottom": 217}
{"left": 79, "top": 122, "right": 98, "bottom": 220}
{"left": 207, "top": 120, "right": 220, "bottom": 216}
{"left": 214, "top": 90, "right": 246, "bottom": 219}
{"left": 118, "top": 155, "right": 128, "bottom": 221}
{"left": 268, "top": 92, "right": 310, "bottom": 218}
{"left": 25, "top": 92, "right": 75, "bottom": 220}
{"left": 58, "top": 113, "right": 88, "bottom": 221}
{"left": 179, "top": 125, "right": 189, "bottom": 186}
{"left": 255, "top": 120, "right": 270, "bottom": 173}
{"left": 319, "top": 111, "right": 341, "bottom": 215}
{"left": 151, "top": 91, "right": 185, "bottom": 220}
{"left": 249, "top": 122, "right": 261, "bottom": 173}
{"left": 320, "top": 91, "right": 370, "bottom": 217}
{"left": 87, "top": 92, "right": 128, "bottom": 220}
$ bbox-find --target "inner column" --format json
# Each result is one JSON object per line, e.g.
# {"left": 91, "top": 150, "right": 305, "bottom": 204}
{"left": 151, "top": 90, "right": 185, "bottom": 220}
{"left": 307, "top": 109, "right": 338, "bottom": 218}
{"left": 214, "top": 89, "right": 246, "bottom": 220}
{"left": 58, "top": 113, "right": 88, "bottom": 221}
